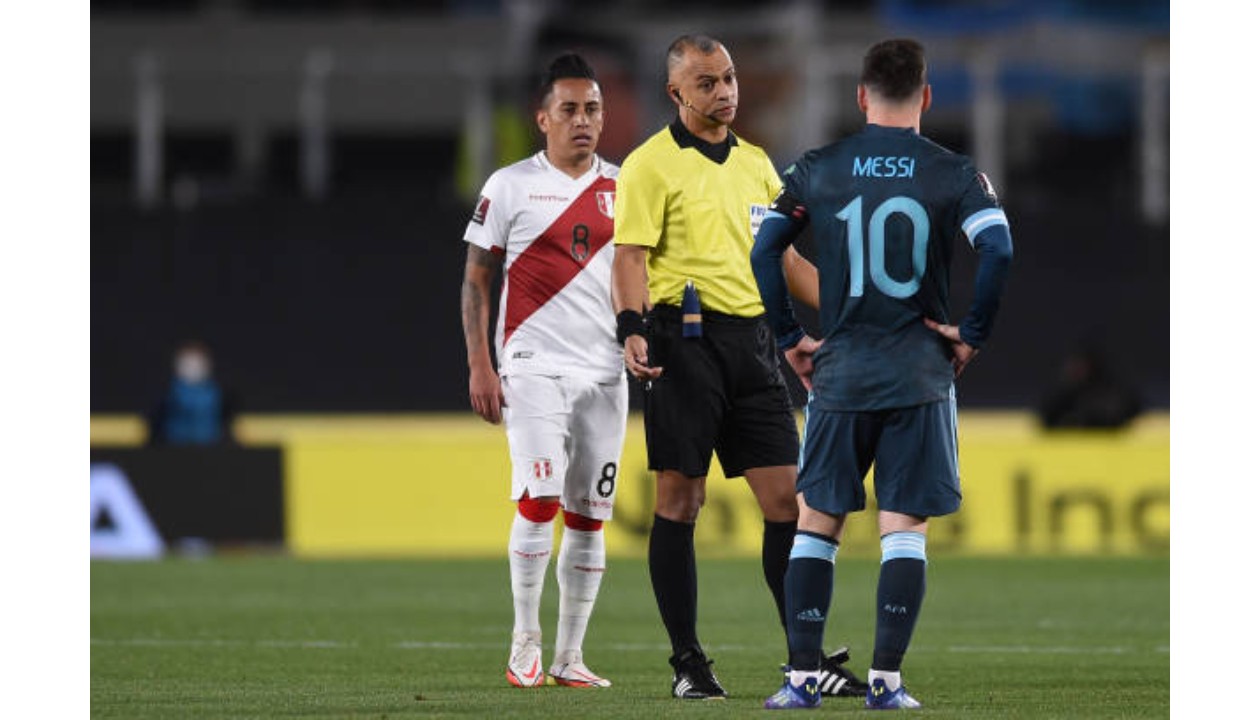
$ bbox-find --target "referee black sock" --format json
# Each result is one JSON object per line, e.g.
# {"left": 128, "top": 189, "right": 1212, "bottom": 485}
{"left": 649, "top": 514, "right": 698, "bottom": 657}
{"left": 762, "top": 519, "right": 797, "bottom": 630}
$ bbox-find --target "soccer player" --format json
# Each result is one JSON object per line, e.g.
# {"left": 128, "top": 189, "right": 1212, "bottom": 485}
{"left": 460, "top": 53, "right": 625, "bottom": 690}
{"left": 611, "top": 34, "right": 864, "bottom": 700}
{"left": 752, "top": 38, "right": 1014, "bottom": 710}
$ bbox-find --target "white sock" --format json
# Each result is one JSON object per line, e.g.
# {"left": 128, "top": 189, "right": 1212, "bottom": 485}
{"left": 789, "top": 669, "right": 818, "bottom": 687}
{"left": 870, "top": 669, "right": 902, "bottom": 691}
{"left": 508, "top": 512, "right": 553, "bottom": 636}
{"left": 554, "top": 526, "right": 605, "bottom": 665}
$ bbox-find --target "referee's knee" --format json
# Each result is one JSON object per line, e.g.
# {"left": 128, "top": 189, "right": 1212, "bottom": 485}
{"left": 654, "top": 495, "right": 704, "bottom": 522}
{"left": 654, "top": 473, "right": 706, "bottom": 522}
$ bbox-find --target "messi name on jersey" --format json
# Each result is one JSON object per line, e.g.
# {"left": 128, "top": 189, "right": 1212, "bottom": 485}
{"left": 852, "top": 156, "right": 915, "bottom": 178}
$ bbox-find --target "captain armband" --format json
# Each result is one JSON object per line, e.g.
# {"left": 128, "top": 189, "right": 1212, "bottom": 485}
{"left": 769, "top": 190, "right": 809, "bottom": 225}
{"left": 616, "top": 310, "right": 648, "bottom": 345}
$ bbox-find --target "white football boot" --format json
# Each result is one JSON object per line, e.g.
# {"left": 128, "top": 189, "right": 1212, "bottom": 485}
{"left": 506, "top": 632, "right": 545, "bottom": 688}
{"left": 549, "top": 649, "right": 611, "bottom": 688}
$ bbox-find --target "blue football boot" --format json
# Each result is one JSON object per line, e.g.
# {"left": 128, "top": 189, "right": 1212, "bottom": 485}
{"left": 864, "top": 678, "right": 922, "bottom": 710}
{"left": 764, "top": 668, "right": 822, "bottom": 710}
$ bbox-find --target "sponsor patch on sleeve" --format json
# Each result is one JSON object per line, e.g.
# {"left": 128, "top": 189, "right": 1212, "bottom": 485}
{"left": 471, "top": 195, "right": 491, "bottom": 225}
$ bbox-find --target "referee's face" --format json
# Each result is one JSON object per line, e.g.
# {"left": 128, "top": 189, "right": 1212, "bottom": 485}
{"left": 673, "top": 44, "right": 738, "bottom": 129}
{"left": 537, "top": 78, "right": 605, "bottom": 167}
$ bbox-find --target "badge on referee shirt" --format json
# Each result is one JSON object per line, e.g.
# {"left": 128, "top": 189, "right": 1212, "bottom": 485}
{"left": 750, "top": 203, "right": 768, "bottom": 238}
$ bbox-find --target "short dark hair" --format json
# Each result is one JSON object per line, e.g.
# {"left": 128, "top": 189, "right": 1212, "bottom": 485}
{"left": 666, "top": 34, "right": 721, "bottom": 74}
{"left": 860, "top": 38, "right": 926, "bottom": 102}
{"left": 538, "top": 53, "right": 597, "bottom": 107}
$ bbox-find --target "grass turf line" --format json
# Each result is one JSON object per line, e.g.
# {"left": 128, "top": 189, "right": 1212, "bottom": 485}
{"left": 91, "top": 556, "right": 1168, "bottom": 718}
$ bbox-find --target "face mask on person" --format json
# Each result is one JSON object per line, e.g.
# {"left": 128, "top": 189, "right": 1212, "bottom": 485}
{"left": 175, "top": 352, "right": 211, "bottom": 384}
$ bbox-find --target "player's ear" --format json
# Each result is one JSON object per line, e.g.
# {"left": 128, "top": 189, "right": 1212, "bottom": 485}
{"left": 856, "top": 84, "right": 869, "bottom": 114}
{"left": 535, "top": 107, "right": 549, "bottom": 134}
{"left": 921, "top": 84, "right": 932, "bottom": 113}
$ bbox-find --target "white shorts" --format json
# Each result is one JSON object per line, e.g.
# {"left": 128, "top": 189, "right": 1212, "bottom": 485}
{"left": 502, "top": 373, "right": 628, "bottom": 521}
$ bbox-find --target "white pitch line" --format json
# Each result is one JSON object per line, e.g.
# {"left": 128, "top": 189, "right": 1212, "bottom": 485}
{"left": 394, "top": 641, "right": 501, "bottom": 649}
{"left": 90, "top": 638, "right": 352, "bottom": 649}
{"left": 93, "top": 638, "right": 1168, "bottom": 656}
{"left": 947, "top": 645, "right": 1169, "bottom": 655}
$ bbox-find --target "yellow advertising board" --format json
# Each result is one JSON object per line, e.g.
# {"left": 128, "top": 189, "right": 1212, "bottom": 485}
{"left": 270, "top": 412, "right": 1168, "bottom": 558}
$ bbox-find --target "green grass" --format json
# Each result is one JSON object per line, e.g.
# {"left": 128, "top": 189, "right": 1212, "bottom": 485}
{"left": 91, "top": 556, "right": 1168, "bottom": 718}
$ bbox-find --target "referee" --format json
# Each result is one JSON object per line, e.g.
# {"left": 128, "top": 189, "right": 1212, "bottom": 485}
{"left": 610, "top": 33, "right": 862, "bottom": 701}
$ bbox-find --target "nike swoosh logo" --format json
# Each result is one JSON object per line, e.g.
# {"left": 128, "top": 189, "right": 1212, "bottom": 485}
{"left": 523, "top": 659, "right": 540, "bottom": 681}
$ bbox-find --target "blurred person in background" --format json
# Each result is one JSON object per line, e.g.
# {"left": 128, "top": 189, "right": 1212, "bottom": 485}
{"left": 1039, "top": 342, "right": 1143, "bottom": 429}
{"left": 147, "top": 339, "right": 236, "bottom": 446}
{"left": 460, "top": 53, "right": 625, "bottom": 690}
{"left": 751, "top": 38, "right": 1014, "bottom": 710}
{"left": 611, "top": 33, "right": 864, "bottom": 701}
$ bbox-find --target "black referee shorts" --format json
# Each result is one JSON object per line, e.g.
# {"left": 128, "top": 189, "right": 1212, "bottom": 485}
{"left": 643, "top": 304, "right": 800, "bottom": 478}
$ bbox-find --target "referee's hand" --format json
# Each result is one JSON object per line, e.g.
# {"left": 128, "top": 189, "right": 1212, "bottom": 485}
{"left": 623, "top": 335, "right": 663, "bottom": 382}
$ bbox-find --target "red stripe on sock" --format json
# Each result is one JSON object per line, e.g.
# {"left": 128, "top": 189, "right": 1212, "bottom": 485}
{"left": 563, "top": 510, "right": 602, "bottom": 531}
{"left": 518, "top": 494, "right": 560, "bottom": 523}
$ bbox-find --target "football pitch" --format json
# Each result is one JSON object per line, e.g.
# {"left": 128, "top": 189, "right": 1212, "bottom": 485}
{"left": 91, "top": 555, "right": 1168, "bottom": 718}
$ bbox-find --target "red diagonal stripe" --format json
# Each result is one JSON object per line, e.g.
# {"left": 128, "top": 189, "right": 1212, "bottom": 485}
{"left": 504, "top": 176, "right": 615, "bottom": 344}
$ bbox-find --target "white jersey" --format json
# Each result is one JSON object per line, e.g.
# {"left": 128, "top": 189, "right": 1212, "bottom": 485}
{"left": 464, "top": 151, "right": 622, "bottom": 383}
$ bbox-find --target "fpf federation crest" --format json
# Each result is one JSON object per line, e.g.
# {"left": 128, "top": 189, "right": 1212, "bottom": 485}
{"left": 596, "top": 191, "right": 615, "bottom": 219}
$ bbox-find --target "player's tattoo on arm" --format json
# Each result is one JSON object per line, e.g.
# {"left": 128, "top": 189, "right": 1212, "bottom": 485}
{"left": 461, "top": 245, "right": 503, "bottom": 364}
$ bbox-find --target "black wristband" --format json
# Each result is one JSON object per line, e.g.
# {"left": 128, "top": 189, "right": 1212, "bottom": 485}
{"left": 616, "top": 310, "right": 647, "bottom": 345}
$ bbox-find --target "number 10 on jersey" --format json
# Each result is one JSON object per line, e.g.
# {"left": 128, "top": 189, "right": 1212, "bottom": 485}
{"left": 836, "top": 195, "right": 929, "bottom": 299}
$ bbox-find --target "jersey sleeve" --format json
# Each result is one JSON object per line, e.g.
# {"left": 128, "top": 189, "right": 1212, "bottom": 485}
{"left": 758, "top": 150, "right": 783, "bottom": 204}
{"left": 463, "top": 170, "right": 510, "bottom": 253}
{"left": 954, "top": 160, "right": 1014, "bottom": 349}
{"left": 752, "top": 153, "right": 812, "bottom": 349}
{"left": 612, "top": 151, "right": 665, "bottom": 248}
{"left": 781, "top": 151, "right": 815, "bottom": 205}
{"left": 954, "top": 161, "right": 1007, "bottom": 244}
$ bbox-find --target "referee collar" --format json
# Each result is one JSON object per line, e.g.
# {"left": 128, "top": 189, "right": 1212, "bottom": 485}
{"left": 669, "top": 117, "right": 738, "bottom": 164}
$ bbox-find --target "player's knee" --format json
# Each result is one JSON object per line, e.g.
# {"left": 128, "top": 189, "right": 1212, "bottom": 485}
{"left": 563, "top": 510, "right": 603, "bottom": 532}
{"left": 518, "top": 494, "right": 560, "bottom": 523}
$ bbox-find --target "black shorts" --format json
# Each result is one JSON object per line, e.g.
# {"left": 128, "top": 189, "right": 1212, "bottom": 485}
{"left": 643, "top": 304, "right": 800, "bottom": 478}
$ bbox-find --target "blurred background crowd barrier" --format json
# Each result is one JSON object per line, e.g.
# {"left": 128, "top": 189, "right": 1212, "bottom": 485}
{"left": 91, "top": 0, "right": 1169, "bottom": 559}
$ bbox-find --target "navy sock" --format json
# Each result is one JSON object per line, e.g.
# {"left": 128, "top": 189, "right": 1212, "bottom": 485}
{"left": 649, "top": 514, "right": 698, "bottom": 657}
{"left": 785, "top": 531, "right": 838, "bottom": 670}
{"left": 762, "top": 519, "right": 796, "bottom": 630}
{"left": 872, "top": 533, "right": 927, "bottom": 671}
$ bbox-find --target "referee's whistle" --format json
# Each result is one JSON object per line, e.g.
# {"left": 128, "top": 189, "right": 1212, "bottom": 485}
{"left": 682, "top": 280, "right": 703, "bottom": 338}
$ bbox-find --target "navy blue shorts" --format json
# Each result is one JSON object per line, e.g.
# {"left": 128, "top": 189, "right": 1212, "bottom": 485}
{"left": 797, "top": 396, "right": 960, "bottom": 518}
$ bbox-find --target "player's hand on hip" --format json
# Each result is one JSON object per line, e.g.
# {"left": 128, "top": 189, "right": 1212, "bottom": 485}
{"left": 623, "top": 335, "right": 662, "bottom": 382}
{"left": 784, "top": 335, "right": 821, "bottom": 391}
{"left": 923, "top": 317, "right": 978, "bottom": 379}
{"left": 469, "top": 366, "right": 506, "bottom": 424}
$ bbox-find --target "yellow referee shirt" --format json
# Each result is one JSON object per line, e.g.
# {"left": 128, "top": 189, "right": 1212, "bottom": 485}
{"left": 613, "top": 123, "right": 782, "bottom": 317}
